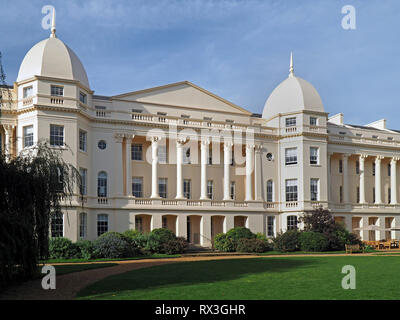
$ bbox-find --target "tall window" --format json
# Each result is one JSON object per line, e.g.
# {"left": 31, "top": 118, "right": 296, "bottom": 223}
{"left": 266, "top": 180, "right": 273, "bottom": 202}
{"left": 285, "top": 117, "right": 296, "bottom": 127}
{"left": 207, "top": 180, "right": 214, "bottom": 200}
{"left": 373, "top": 188, "right": 376, "bottom": 203}
{"left": 79, "top": 212, "right": 87, "bottom": 239}
{"left": 97, "top": 214, "right": 108, "bottom": 236}
{"left": 356, "top": 187, "right": 360, "bottom": 203}
{"left": 158, "top": 178, "right": 167, "bottom": 198}
{"left": 388, "top": 187, "right": 391, "bottom": 204}
{"left": 356, "top": 161, "right": 360, "bottom": 174}
{"left": 208, "top": 145, "right": 212, "bottom": 165}
{"left": 310, "top": 117, "right": 317, "bottom": 126}
{"left": 310, "top": 178, "right": 319, "bottom": 201}
{"left": 285, "top": 179, "right": 298, "bottom": 202}
{"left": 373, "top": 163, "right": 375, "bottom": 176}
{"left": 287, "top": 215, "right": 298, "bottom": 230}
{"left": 310, "top": 147, "right": 318, "bottom": 165}
{"left": 267, "top": 216, "right": 275, "bottom": 237}
{"left": 135, "top": 217, "right": 143, "bottom": 232}
{"left": 79, "top": 168, "right": 87, "bottom": 195}
{"left": 79, "top": 129, "right": 87, "bottom": 152}
{"left": 50, "top": 124, "right": 64, "bottom": 147}
{"left": 97, "top": 171, "right": 107, "bottom": 197}
{"left": 131, "top": 144, "right": 143, "bottom": 160}
{"left": 184, "top": 179, "right": 191, "bottom": 199}
{"left": 158, "top": 145, "right": 167, "bottom": 164}
{"left": 183, "top": 147, "right": 191, "bottom": 164}
{"left": 132, "top": 177, "right": 143, "bottom": 197}
{"left": 388, "top": 164, "right": 391, "bottom": 176}
{"left": 51, "top": 212, "right": 63, "bottom": 238}
{"left": 23, "top": 125, "right": 34, "bottom": 147}
{"left": 230, "top": 181, "right": 236, "bottom": 200}
{"left": 79, "top": 91, "right": 87, "bottom": 104}
{"left": 231, "top": 149, "right": 234, "bottom": 166}
{"left": 51, "top": 85, "right": 64, "bottom": 96}
{"left": 339, "top": 186, "right": 343, "bottom": 203}
{"left": 23, "top": 86, "right": 33, "bottom": 98}
{"left": 339, "top": 160, "right": 343, "bottom": 173}
{"left": 285, "top": 148, "right": 297, "bottom": 165}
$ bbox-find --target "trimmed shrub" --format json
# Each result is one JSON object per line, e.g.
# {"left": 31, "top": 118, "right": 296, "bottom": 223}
{"left": 226, "top": 227, "right": 256, "bottom": 242}
{"left": 213, "top": 233, "right": 236, "bottom": 252}
{"left": 151, "top": 228, "right": 176, "bottom": 242}
{"left": 94, "top": 232, "right": 139, "bottom": 259}
{"left": 75, "top": 240, "right": 96, "bottom": 260}
{"left": 327, "top": 223, "right": 362, "bottom": 251}
{"left": 236, "top": 238, "right": 271, "bottom": 253}
{"left": 299, "top": 232, "right": 329, "bottom": 252}
{"left": 273, "top": 230, "right": 300, "bottom": 252}
{"left": 123, "top": 229, "right": 142, "bottom": 240}
{"left": 161, "top": 237, "right": 188, "bottom": 254}
{"left": 48, "top": 237, "right": 78, "bottom": 259}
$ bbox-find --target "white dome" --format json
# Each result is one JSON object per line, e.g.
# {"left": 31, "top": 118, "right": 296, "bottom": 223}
{"left": 262, "top": 75, "right": 324, "bottom": 119}
{"left": 17, "top": 37, "right": 89, "bottom": 88}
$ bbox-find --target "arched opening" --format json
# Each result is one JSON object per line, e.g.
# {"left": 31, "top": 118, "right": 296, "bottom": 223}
{"left": 162, "top": 214, "right": 177, "bottom": 235}
{"left": 187, "top": 215, "right": 201, "bottom": 244}
{"left": 135, "top": 214, "right": 152, "bottom": 233}
{"left": 211, "top": 216, "right": 225, "bottom": 241}
{"left": 234, "top": 216, "right": 248, "bottom": 228}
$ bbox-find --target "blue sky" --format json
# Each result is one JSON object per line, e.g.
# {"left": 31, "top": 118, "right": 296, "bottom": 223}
{"left": 1, "top": 0, "right": 400, "bottom": 128}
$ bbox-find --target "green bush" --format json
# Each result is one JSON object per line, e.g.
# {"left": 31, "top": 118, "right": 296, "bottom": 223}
{"left": 75, "top": 240, "right": 96, "bottom": 260}
{"left": 213, "top": 233, "right": 236, "bottom": 252}
{"left": 161, "top": 237, "right": 188, "bottom": 254}
{"left": 327, "top": 223, "right": 362, "bottom": 251}
{"left": 226, "top": 227, "right": 256, "bottom": 242}
{"left": 48, "top": 237, "right": 78, "bottom": 259}
{"left": 123, "top": 229, "right": 142, "bottom": 240}
{"left": 151, "top": 228, "right": 176, "bottom": 242}
{"left": 94, "top": 232, "right": 139, "bottom": 259}
{"left": 273, "top": 230, "right": 300, "bottom": 252}
{"left": 299, "top": 232, "right": 329, "bottom": 252}
{"left": 236, "top": 238, "right": 271, "bottom": 253}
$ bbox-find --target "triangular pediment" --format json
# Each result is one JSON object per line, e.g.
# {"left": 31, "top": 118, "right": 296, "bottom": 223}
{"left": 112, "top": 81, "right": 251, "bottom": 115}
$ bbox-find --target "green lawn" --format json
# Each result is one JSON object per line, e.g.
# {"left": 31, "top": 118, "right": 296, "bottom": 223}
{"left": 77, "top": 256, "right": 400, "bottom": 300}
{"left": 54, "top": 263, "right": 118, "bottom": 276}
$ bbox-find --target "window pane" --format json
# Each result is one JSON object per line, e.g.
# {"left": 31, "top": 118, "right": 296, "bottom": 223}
{"left": 184, "top": 179, "right": 191, "bottom": 199}
{"left": 310, "top": 179, "right": 319, "bottom": 201}
{"left": 131, "top": 144, "right": 143, "bottom": 160}
{"left": 285, "top": 148, "right": 297, "bottom": 165}
{"left": 79, "top": 168, "right": 87, "bottom": 195}
{"left": 285, "top": 179, "right": 298, "bottom": 202}
{"left": 51, "top": 212, "right": 63, "bottom": 237}
{"left": 132, "top": 177, "right": 143, "bottom": 197}
{"left": 159, "top": 178, "right": 167, "bottom": 198}
{"left": 285, "top": 117, "right": 296, "bottom": 127}
{"left": 79, "top": 130, "right": 87, "bottom": 151}
{"left": 310, "top": 147, "right": 318, "bottom": 165}
{"left": 97, "top": 172, "right": 107, "bottom": 197}
{"left": 23, "top": 125, "right": 34, "bottom": 147}
{"left": 97, "top": 214, "right": 108, "bottom": 236}
{"left": 51, "top": 85, "right": 64, "bottom": 96}
{"left": 80, "top": 212, "right": 87, "bottom": 239}
{"left": 50, "top": 124, "right": 64, "bottom": 146}
{"left": 266, "top": 180, "right": 273, "bottom": 202}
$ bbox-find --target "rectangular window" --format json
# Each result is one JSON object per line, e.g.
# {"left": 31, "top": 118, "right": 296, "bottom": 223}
{"left": 373, "top": 188, "right": 375, "bottom": 203}
{"left": 267, "top": 216, "right": 275, "bottom": 237}
{"left": 310, "top": 147, "right": 318, "bottom": 165}
{"left": 158, "top": 145, "right": 167, "bottom": 164}
{"left": 388, "top": 164, "right": 391, "bottom": 176}
{"left": 339, "top": 160, "right": 343, "bottom": 173}
{"left": 23, "top": 125, "right": 34, "bottom": 147}
{"left": 131, "top": 144, "right": 143, "bottom": 160}
{"left": 23, "top": 86, "right": 33, "bottom": 98}
{"left": 158, "top": 178, "right": 167, "bottom": 199}
{"left": 50, "top": 124, "right": 64, "bottom": 147}
{"left": 356, "top": 161, "right": 360, "bottom": 174}
{"left": 135, "top": 217, "right": 143, "bottom": 232}
{"left": 310, "top": 117, "right": 317, "bottom": 126}
{"left": 132, "top": 177, "right": 143, "bottom": 197}
{"left": 373, "top": 163, "right": 375, "bottom": 176}
{"left": 266, "top": 180, "right": 273, "bottom": 202}
{"left": 230, "top": 181, "right": 236, "bottom": 200}
{"left": 208, "top": 145, "right": 212, "bottom": 165}
{"left": 184, "top": 179, "right": 191, "bottom": 199}
{"left": 97, "top": 214, "right": 108, "bottom": 237}
{"left": 285, "top": 179, "right": 298, "bottom": 202}
{"left": 207, "top": 180, "right": 214, "bottom": 200}
{"left": 79, "top": 91, "right": 87, "bottom": 104}
{"left": 285, "top": 148, "right": 297, "bottom": 165}
{"left": 356, "top": 187, "right": 360, "bottom": 203}
{"left": 79, "top": 129, "right": 87, "bottom": 152}
{"left": 51, "top": 85, "right": 64, "bottom": 96}
{"left": 51, "top": 212, "right": 63, "bottom": 238}
{"left": 231, "top": 149, "right": 234, "bottom": 166}
{"left": 183, "top": 147, "right": 191, "bottom": 164}
{"left": 287, "top": 215, "right": 298, "bottom": 230}
{"left": 310, "top": 178, "right": 319, "bottom": 201}
{"left": 339, "top": 186, "right": 343, "bottom": 203}
{"left": 79, "top": 168, "right": 87, "bottom": 195}
{"left": 79, "top": 213, "right": 87, "bottom": 239}
{"left": 388, "top": 188, "right": 391, "bottom": 204}
{"left": 285, "top": 117, "right": 296, "bottom": 127}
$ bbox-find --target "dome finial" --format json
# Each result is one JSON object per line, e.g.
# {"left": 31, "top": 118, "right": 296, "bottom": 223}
{"left": 50, "top": 8, "right": 56, "bottom": 38}
{"left": 289, "top": 52, "right": 294, "bottom": 77}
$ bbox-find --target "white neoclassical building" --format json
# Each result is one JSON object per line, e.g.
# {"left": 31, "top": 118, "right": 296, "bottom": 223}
{"left": 1, "top": 22, "right": 400, "bottom": 247}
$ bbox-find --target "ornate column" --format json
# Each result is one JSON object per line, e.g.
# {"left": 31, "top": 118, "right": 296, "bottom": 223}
{"left": 150, "top": 136, "right": 160, "bottom": 198}
{"left": 200, "top": 139, "right": 210, "bottom": 200}
{"left": 254, "top": 144, "right": 263, "bottom": 201}
{"left": 114, "top": 133, "right": 124, "bottom": 196}
{"left": 223, "top": 141, "right": 232, "bottom": 200}
{"left": 390, "top": 157, "right": 398, "bottom": 205}
{"left": 125, "top": 135, "right": 134, "bottom": 196}
{"left": 245, "top": 143, "right": 255, "bottom": 201}
{"left": 375, "top": 156, "right": 383, "bottom": 204}
{"left": 359, "top": 154, "right": 367, "bottom": 204}
{"left": 175, "top": 139, "right": 185, "bottom": 199}
{"left": 342, "top": 154, "right": 349, "bottom": 203}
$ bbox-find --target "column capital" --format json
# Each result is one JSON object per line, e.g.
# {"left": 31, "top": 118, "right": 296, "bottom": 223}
{"left": 176, "top": 137, "right": 187, "bottom": 146}
{"left": 359, "top": 154, "right": 368, "bottom": 160}
{"left": 3, "top": 124, "right": 15, "bottom": 133}
{"left": 200, "top": 138, "right": 210, "bottom": 147}
{"left": 149, "top": 136, "right": 162, "bottom": 144}
{"left": 375, "top": 155, "right": 384, "bottom": 161}
{"left": 254, "top": 143, "right": 262, "bottom": 152}
{"left": 223, "top": 140, "right": 233, "bottom": 149}
{"left": 114, "top": 133, "right": 125, "bottom": 143}
{"left": 245, "top": 143, "right": 255, "bottom": 150}
{"left": 391, "top": 156, "right": 400, "bottom": 162}
{"left": 341, "top": 153, "right": 350, "bottom": 159}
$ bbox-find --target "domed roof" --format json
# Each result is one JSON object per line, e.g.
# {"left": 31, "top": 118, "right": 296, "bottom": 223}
{"left": 262, "top": 54, "right": 324, "bottom": 119}
{"left": 17, "top": 36, "right": 89, "bottom": 89}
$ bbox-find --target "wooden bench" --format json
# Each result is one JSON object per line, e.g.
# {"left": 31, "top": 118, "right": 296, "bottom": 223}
{"left": 345, "top": 244, "right": 365, "bottom": 254}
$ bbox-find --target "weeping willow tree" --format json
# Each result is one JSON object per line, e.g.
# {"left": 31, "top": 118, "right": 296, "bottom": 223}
{"left": 0, "top": 141, "right": 80, "bottom": 291}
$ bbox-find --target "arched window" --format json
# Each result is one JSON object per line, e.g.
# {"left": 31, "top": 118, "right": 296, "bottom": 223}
{"left": 97, "top": 171, "right": 107, "bottom": 197}
{"left": 266, "top": 180, "right": 273, "bottom": 202}
{"left": 79, "top": 212, "right": 87, "bottom": 239}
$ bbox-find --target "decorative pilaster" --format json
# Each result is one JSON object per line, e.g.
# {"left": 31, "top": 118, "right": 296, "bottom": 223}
{"left": 200, "top": 139, "right": 210, "bottom": 200}
{"left": 223, "top": 141, "right": 232, "bottom": 200}
{"left": 245, "top": 143, "right": 255, "bottom": 201}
